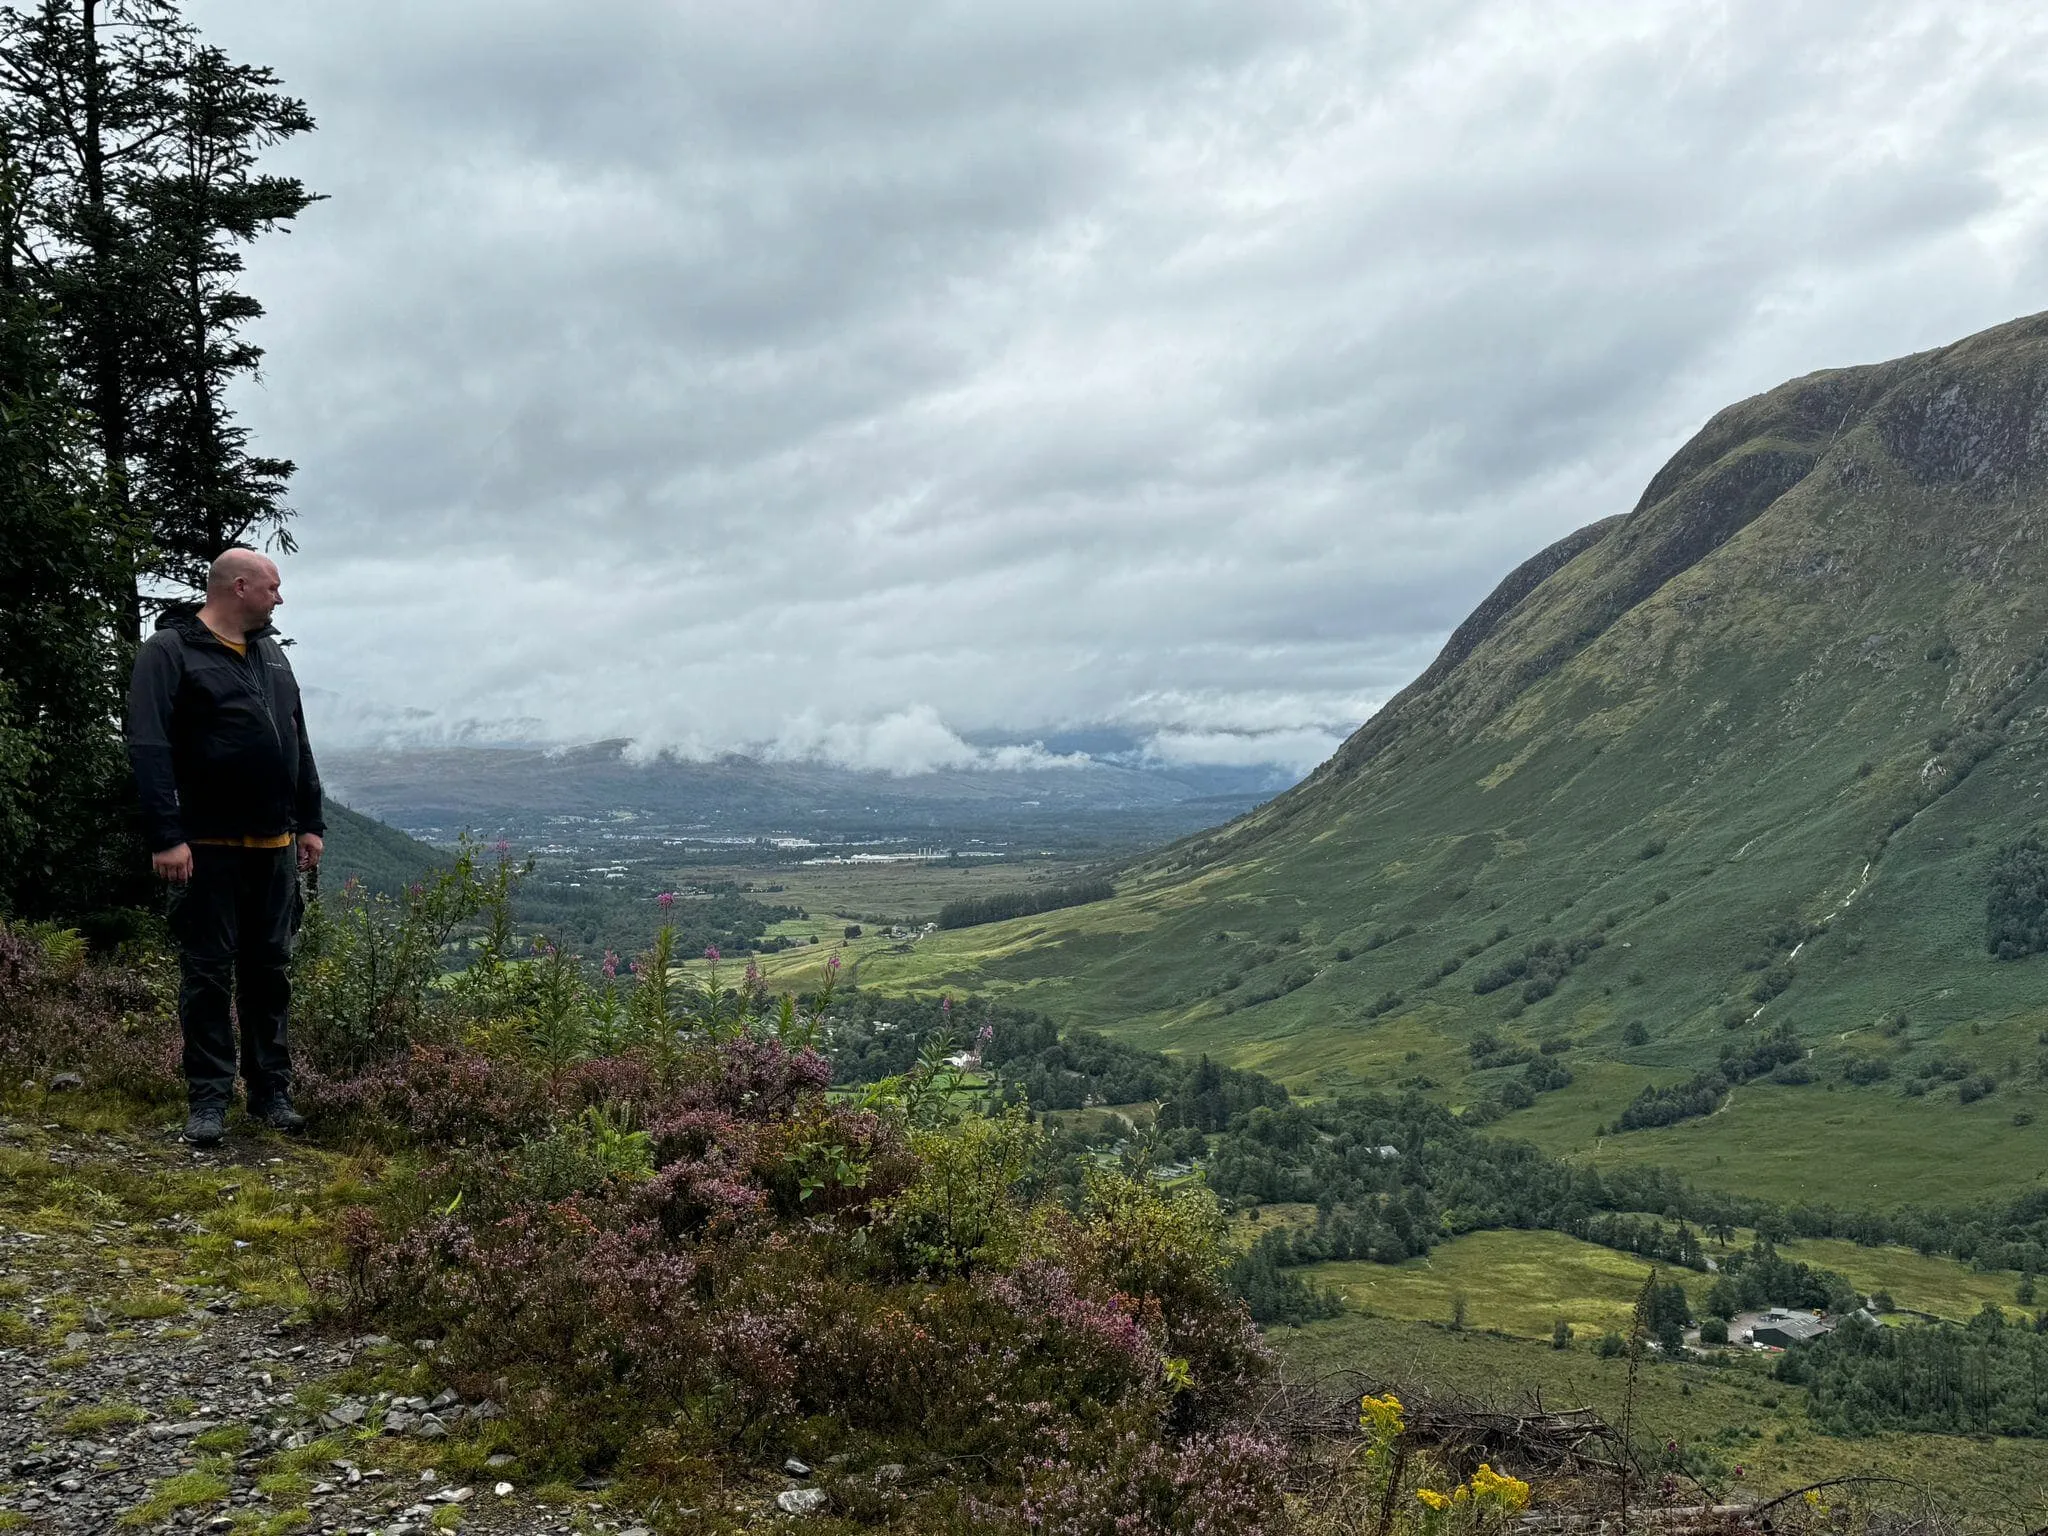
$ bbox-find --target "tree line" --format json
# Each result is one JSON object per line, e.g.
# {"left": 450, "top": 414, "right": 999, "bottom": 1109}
{"left": 935, "top": 876, "right": 1114, "bottom": 930}
{"left": 824, "top": 992, "right": 2048, "bottom": 1287}
{"left": 0, "top": 0, "right": 312, "bottom": 924}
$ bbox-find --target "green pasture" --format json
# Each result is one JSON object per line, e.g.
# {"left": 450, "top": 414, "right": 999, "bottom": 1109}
{"left": 1294, "top": 1225, "right": 2027, "bottom": 1342}
{"left": 1766, "top": 1236, "right": 2030, "bottom": 1322}
{"left": 1302, "top": 1230, "right": 1655, "bottom": 1339}
{"left": 692, "top": 858, "right": 1089, "bottom": 928}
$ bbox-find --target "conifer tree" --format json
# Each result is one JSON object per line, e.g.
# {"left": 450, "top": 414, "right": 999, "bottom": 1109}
{"left": 0, "top": 0, "right": 315, "bottom": 623}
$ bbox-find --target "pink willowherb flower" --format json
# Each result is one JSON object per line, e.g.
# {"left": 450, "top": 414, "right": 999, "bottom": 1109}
{"left": 977, "top": 1022, "right": 994, "bottom": 1046}
{"left": 494, "top": 839, "right": 511, "bottom": 855}
{"left": 602, "top": 950, "right": 620, "bottom": 979}
{"left": 705, "top": 945, "right": 721, "bottom": 963}
{"left": 940, "top": 995, "right": 952, "bottom": 1018}
{"left": 657, "top": 891, "right": 676, "bottom": 909}
{"left": 825, "top": 954, "right": 842, "bottom": 973}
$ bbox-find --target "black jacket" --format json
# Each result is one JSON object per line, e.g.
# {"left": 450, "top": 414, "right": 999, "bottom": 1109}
{"left": 125, "top": 606, "right": 325, "bottom": 853}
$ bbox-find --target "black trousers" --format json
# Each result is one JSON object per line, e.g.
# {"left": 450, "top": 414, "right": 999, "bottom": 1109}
{"left": 169, "top": 844, "right": 301, "bottom": 1112}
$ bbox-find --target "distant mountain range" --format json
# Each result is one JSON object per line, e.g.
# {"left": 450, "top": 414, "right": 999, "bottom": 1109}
{"left": 319, "top": 736, "right": 1287, "bottom": 850}
{"left": 879, "top": 310, "right": 2048, "bottom": 1213}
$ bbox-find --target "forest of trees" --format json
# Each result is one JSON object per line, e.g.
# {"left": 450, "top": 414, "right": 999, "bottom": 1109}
{"left": 0, "top": 0, "right": 314, "bottom": 925}
{"left": 1785, "top": 1307, "right": 2048, "bottom": 1436}
{"left": 935, "top": 876, "right": 1115, "bottom": 929}
{"left": 1609, "top": 1025, "right": 1807, "bottom": 1132}
{"left": 1987, "top": 832, "right": 2048, "bottom": 959}
{"left": 824, "top": 990, "right": 2048, "bottom": 1281}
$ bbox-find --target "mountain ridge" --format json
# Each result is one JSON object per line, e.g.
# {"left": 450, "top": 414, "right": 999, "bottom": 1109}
{"left": 860, "top": 309, "right": 2048, "bottom": 1209}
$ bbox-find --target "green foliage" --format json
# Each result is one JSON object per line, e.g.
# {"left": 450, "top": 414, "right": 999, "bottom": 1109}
{"left": 1470, "top": 932, "right": 1604, "bottom": 1002}
{"left": 1703, "top": 1242, "right": 1857, "bottom": 1318}
{"left": 0, "top": 0, "right": 317, "bottom": 594}
{"left": 1225, "top": 1231, "right": 1343, "bottom": 1325}
{"left": 1610, "top": 1027, "right": 1805, "bottom": 1132}
{"left": 0, "top": 290, "right": 144, "bottom": 922}
{"left": 882, "top": 1105, "right": 1044, "bottom": 1275}
{"left": 514, "top": 1105, "right": 654, "bottom": 1202}
{"left": 936, "top": 875, "right": 1114, "bottom": 929}
{"left": 1788, "top": 1309, "right": 2048, "bottom": 1435}
{"left": 1699, "top": 1316, "right": 1729, "bottom": 1345}
{"left": 293, "top": 838, "right": 521, "bottom": 1075}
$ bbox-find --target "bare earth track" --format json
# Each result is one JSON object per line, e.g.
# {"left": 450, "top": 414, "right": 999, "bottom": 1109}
{"left": 0, "top": 1104, "right": 683, "bottom": 1536}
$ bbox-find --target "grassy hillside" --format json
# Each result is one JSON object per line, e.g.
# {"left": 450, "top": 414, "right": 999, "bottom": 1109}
{"left": 836, "top": 312, "right": 2048, "bottom": 1211}
{"left": 318, "top": 796, "right": 443, "bottom": 894}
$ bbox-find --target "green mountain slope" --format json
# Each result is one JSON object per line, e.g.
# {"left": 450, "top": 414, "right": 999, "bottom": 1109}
{"left": 872, "top": 311, "right": 2048, "bottom": 1207}
{"left": 318, "top": 797, "right": 443, "bottom": 895}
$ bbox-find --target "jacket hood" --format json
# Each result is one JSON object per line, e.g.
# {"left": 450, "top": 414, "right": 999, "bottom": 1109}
{"left": 154, "top": 604, "right": 281, "bottom": 643}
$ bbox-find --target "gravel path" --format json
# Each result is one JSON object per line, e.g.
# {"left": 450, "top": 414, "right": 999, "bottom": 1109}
{"left": 0, "top": 1106, "right": 665, "bottom": 1536}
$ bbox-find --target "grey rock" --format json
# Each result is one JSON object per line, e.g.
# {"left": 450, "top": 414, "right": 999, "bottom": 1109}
{"left": 621, "top": 1526, "right": 651, "bottom": 1536}
{"left": 469, "top": 1397, "right": 504, "bottom": 1420}
{"left": 429, "top": 1388, "right": 460, "bottom": 1410}
{"left": 484, "top": 1453, "right": 514, "bottom": 1469}
{"left": 776, "top": 1487, "right": 828, "bottom": 1515}
{"left": 408, "top": 1414, "right": 449, "bottom": 1439}
{"left": 783, "top": 1458, "right": 811, "bottom": 1476}
{"left": 874, "top": 1464, "right": 907, "bottom": 1485}
{"left": 381, "top": 1410, "right": 416, "bottom": 1434}
{"left": 49, "top": 1071, "right": 84, "bottom": 1092}
{"left": 147, "top": 1420, "right": 219, "bottom": 1440}
{"left": 494, "top": 1481, "right": 515, "bottom": 1497}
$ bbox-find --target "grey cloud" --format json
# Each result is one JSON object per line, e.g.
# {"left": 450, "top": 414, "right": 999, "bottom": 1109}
{"left": 186, "top": 0, "right": 2048, "bottom": 767}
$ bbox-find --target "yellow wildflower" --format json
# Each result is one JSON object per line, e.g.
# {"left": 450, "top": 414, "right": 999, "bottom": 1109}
{"left": 1470, "top": 1463, "right": 1532, "bottom": 1512}
{"left": 1416, "top": 1489, "right": 1451, "bottom": 1511}
{"left": 1358, "top": 1391, "right": 1406, "bottom": 1440}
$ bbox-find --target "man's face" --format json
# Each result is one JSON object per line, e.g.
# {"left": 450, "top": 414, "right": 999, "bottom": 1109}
{"left": 238, "top": 563, "right": 283, "bottom": 624}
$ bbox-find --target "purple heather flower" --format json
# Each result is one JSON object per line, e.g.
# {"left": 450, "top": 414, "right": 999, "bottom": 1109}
{"left": 657, "top": 891, "right": 677, "bottom": 909}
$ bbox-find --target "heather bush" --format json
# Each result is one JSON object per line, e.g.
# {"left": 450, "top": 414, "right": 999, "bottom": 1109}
{"left": 323, "top": 999, "right": 1280, "bottom": 1526}
{"left": 289, "top": 871, "right": 1289, "bottom": 1527}
{"left": 0, "top": 919, "right": 177, "bottom": 1097}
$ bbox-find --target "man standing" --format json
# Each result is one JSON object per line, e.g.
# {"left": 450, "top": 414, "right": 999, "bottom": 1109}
{"left": 126, "top": 548, "right": 325, "bottom": 1146}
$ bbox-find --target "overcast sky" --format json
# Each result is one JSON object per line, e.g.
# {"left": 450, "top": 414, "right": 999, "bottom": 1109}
{"left": 189, "top": 0, "right": 2048, "bottom": 775}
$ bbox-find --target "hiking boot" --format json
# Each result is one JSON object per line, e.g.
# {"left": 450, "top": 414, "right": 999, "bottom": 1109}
{"left": 250, "top": 1097, "right": 306, "bottom": 1133}
{"left": 184, "top": 1106, "right": 227, "bottom": 1146}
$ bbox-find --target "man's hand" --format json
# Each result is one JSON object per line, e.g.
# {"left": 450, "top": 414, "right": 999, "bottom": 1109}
{"left": 152, "top": 843, "right": 194, "bottom": 884}
{"left": 297, "top": 833, "right": 324, "bottom": 871}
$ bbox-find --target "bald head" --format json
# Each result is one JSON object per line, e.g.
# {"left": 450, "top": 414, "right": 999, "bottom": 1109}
{"left": 198, "top": 548, "right": 284, "bottom": 639}
{"left": 207, "top": 547, "right": 276, "bottom": 595}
